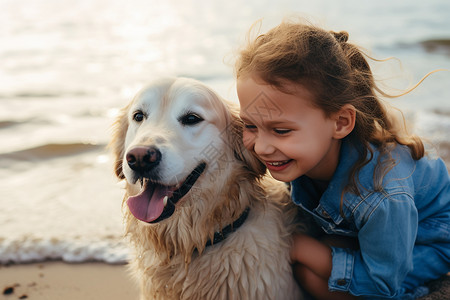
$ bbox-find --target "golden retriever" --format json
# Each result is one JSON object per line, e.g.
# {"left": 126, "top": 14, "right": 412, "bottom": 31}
{"left": 110, "top": 77, "right": 303, "bottom": 300}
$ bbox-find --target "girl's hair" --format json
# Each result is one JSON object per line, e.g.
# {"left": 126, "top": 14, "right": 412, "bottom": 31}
{"left": 235, "top": 19, "right": 425, "bottom": 200}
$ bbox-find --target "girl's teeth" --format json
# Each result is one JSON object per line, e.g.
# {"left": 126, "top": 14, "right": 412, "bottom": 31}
{"left": 268, "top": 161, "right": 288, "bottom": 166}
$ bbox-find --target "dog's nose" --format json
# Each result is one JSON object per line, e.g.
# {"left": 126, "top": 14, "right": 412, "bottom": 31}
{"left": 126, "top": 146, "right": 161, "bottom": 172}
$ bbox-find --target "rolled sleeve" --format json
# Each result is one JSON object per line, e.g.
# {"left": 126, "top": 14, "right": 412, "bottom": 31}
{"left": 329, "top": 247, "right": 355, "bottom": 291}
{"left": 328, "top": 193, "right": 418, "bottom": 298}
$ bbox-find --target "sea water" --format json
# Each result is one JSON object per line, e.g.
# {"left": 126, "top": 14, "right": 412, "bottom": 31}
{"left": 0, "top": 0, "right": 449, "bottom": 264}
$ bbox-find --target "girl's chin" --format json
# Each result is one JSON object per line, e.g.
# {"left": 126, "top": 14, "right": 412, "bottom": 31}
{"left": 265, "top": 160, "right": 299, "bottom": 182}
{"left": 268, "top": 170, "right": 298, "bottom": 183}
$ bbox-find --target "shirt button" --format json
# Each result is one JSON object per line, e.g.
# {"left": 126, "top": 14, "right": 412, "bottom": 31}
{"left": 321, "top": 210, "right": 330, "bottom": 218}
{"left": 337, "top": 279, "right": 347, "bottom": 286}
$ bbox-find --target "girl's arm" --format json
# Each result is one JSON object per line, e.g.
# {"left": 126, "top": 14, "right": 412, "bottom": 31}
{"left": 291, "top": 233, "right": 332, "bottom": 279}
{"left": 329, "top": 193, "right": 418, "bottom": 297}
{"left": 291, "top": 193, "right": 418, "bottom": 298}
{"left": 291, "top": 234, "right": 358, "bottom": 300}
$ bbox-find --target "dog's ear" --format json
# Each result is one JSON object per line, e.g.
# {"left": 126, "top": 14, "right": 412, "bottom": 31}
{"left": 225, "top": 102, "right": 266, "bottom": 177}
{"left": 109, "top": 105, "right": 129, "bottom": 180}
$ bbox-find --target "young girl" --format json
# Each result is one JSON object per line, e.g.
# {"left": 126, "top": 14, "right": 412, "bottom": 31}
{"left": 235, "top": 20, "right": 450, "bottom": 299}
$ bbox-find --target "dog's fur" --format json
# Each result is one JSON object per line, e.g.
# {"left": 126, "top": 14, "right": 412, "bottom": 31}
{"left": 110, "top": 78, "right": 303, "bottom": 300}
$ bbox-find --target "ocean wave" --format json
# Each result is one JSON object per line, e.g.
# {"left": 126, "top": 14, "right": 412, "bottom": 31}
{"left": 432, "top": 109, "right": 450, "bottom": 117}
{"left": 0, "top": 90, "right": 91, "bottom": 99}
{"left": 393, "top": 38, "right": 450, "bottom": 56}
{"left": 0, "top": 143, "right": 105, "bottom": 162}
{"left": 0, "top": 235, "right": 128, "bottom": 264}
{"left": 0, "top": 118, "right": 51, "bottom": 130}
{"left": 0, "top": 120, "right": 21, "bottom": 129}
{"left": 420, "top": 38, "right": 450, "bottom": 55}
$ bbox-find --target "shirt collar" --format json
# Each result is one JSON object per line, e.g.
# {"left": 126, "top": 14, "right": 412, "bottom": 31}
{"left": 291, "top": 138, "right": 361, "bottom": 224}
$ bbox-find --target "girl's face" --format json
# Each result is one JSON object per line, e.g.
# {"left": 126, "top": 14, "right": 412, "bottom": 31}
{"left": 237, "top": 76, "right": 342, "bottom": 182}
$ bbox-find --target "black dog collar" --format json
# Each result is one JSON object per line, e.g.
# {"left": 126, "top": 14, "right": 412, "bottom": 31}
{"left": 204, "top": 207, "right": 250, "bottom": 248}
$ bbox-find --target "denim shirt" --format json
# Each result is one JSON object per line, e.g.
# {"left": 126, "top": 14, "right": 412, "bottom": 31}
{"left": 291, "top": 139, "right": 450, "bottom": 298}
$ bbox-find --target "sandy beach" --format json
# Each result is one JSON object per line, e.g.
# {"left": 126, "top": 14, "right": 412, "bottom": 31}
{"left": 0, "top": 261, "right": 448, "bottom": 299}
{"left": 0, "top": 262, "right": 139, "bottom": 300}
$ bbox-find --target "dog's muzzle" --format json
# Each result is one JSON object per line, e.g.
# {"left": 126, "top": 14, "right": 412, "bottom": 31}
{"left": 126, "top": 158, "right": 207, "bottom": 223}
{"left": 126, "top": 145, "right": 161, "bottom": 180}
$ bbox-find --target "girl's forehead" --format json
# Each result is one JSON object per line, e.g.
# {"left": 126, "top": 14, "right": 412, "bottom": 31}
{"left": 237, "top": 76, "right": 316, "bottom": 106}
{"left": 237, "top": 76, "right": 323, "bottom": 125}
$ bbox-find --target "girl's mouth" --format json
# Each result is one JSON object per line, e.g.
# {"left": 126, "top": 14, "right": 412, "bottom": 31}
{"left": 265, "top": 159, "right": 292, "bottom": 171}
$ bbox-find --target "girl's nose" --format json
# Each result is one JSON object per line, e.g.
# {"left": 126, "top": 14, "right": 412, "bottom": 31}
{"left": 253, "top": 134, "right": 275, "bottom": 156}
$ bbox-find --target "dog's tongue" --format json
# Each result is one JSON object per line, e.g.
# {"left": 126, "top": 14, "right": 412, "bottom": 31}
{"left": 126, "top": 184, "right": 171, "bottom": 223}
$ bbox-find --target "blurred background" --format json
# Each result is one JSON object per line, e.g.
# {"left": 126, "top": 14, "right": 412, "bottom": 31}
{"left": 0, "top": 0, "right": 449, "bottom": 264}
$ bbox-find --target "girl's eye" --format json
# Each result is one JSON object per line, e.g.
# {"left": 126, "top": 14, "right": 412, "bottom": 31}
{"left": 133, "top": 111, "right": 145, "bottom": 122}
{"left": 244, "top": 124, "right": 257, "bottom": 130}
{"left": 274, "top": 128, "right": 291, "bottom": 135}
{"left": 180, "top": 113, "right": 203, "bottom": 126}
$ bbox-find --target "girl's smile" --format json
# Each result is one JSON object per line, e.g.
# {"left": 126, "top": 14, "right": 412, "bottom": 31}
{"left": 237, "top": 75, "right": 346, "bottom": 182}
{"left": 265, "top": 159, "right": 293, "bottom": 172}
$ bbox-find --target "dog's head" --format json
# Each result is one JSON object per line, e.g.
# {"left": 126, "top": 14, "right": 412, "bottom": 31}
{"left": 110, "top": 77, "right": 265, "bottom": 223}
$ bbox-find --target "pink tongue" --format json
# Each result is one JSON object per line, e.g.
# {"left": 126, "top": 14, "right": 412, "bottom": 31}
{"left": 126, "top": 184, "right": 171, "bottom": 223}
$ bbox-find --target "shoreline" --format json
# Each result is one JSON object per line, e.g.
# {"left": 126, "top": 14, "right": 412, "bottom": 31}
{"left": 0, "top": 261, "right": 139, "bottom": 300}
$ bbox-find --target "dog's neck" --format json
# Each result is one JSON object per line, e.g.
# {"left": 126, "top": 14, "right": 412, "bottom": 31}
{"left": 124, "top": 168, "right": 262, "bottom": 265}
{"left": 203, "top": 207, "right": 250, "bottom": 248}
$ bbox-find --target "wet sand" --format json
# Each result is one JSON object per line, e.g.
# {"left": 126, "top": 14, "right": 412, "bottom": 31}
{"left": 0, "top": 262, "right": 139, "bottom": 300}
{"left": 0, "top": 261, "right": 448, "bottom": 299}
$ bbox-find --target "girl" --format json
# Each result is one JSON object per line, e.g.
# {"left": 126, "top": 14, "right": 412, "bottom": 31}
{"left": 235, "top": 20, "right": 450, "bottom": 299}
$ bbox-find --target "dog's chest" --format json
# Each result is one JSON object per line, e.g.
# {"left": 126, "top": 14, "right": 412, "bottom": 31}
{"left": 144, "top": 221, "right": 302, "bottom": 300}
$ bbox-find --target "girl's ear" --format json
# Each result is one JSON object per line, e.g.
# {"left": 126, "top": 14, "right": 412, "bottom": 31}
{"left": 333, "top": 104, "right": 356, "bottom": 139}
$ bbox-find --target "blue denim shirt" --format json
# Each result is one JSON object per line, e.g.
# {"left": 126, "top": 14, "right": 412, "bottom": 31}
{"left": 291, "top": 139, "right": 450, "bottom": 299}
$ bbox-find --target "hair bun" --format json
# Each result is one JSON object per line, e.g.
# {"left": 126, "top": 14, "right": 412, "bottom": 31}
{"left": 331, "top": 31, "right": 349, "bottom": 43}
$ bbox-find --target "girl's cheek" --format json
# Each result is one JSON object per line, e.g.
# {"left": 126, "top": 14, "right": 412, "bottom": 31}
{"left": 242, "top": 131, "right": 256, "bottom": 151}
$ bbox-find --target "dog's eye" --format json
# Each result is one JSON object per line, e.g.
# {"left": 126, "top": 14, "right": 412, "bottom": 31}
{"left": 133, "top": 111, "right": 145, "bottom": 122}
{"left": 179, "top": 113, "right": 203, "bottom": 126}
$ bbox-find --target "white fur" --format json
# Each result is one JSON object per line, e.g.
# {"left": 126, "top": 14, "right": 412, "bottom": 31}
{"left": 110, "top": 77, "right": 304, "bottom": 300}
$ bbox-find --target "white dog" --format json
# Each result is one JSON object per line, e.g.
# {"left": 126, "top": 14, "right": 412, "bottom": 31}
{"left": 110, "top": 77, "right": 304, "bottom": 300}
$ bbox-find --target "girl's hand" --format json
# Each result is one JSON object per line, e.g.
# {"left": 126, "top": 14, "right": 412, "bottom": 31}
{"left": 290, "top": 233, "right": 332, "bottom": 279}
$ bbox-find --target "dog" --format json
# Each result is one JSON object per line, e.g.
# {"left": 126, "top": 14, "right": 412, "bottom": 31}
{"left": 110, "top": 77, "right": 304, "bottom": 300}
